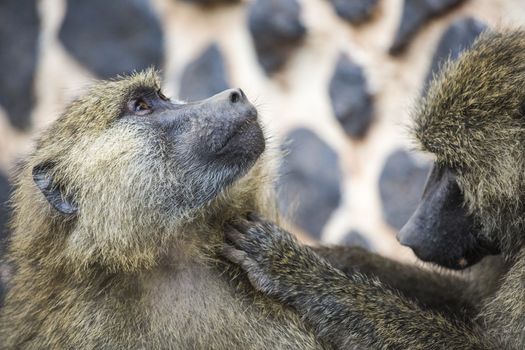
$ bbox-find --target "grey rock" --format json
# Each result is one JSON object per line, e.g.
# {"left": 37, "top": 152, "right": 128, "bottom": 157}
{"left": 278, "top": 128, "right": 342, "bottom": 240}
{"left": 248, "top": 0, "right": 306, "bottom": 75}
{"left": 179, "top": 43, "right": 230, "bottom": 101}
{"left": 340, "top": 230, "right": 373, "bottom": 250}
{"left": 0, "top": 0, "right": 39, "bottom": 131}
{"left": 329, "top": 0, "right": 379, "bottom": 24}
{"left": 379, "top": 149, "right": 431, "bottom": 231}
{"left": 390, "top": 0, "right": 467, "bottom": 55}
{"left": 59, "top": 0, "right": 164, "bottom": 79}
{"left": 329, "top": 53, "right": 373, "bottom": 139}
{"left": 424, "top": 17, "right": 486, "bottom": 92}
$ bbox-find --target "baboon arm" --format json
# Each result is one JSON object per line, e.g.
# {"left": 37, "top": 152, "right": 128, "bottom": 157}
{"left": 281, "top": 267, "right": 493, "bottom": 349}
{"left": 480, "top": 249, "right": 525, "bottom": 349}
{"left": 312, "top": 246, "right": 479, "bottom": 318}
{"left": 224, "top": 217, "right": 497, "bottom": 349}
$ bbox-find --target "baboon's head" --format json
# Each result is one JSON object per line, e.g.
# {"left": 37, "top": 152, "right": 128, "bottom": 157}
{"left": 19, "top": 70, "right": 265, "bottom": 271}
{"left": 399, "top": 31, "right": 525, "bottom": 269}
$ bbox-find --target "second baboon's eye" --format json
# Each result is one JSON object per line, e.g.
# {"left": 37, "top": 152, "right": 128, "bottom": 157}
{"left": 128, "top": 98, "right": 152, "bottom": 115}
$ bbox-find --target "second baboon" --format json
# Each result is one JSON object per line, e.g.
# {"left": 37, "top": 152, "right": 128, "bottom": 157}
{"left": 0, "top": 71, "right": 332, "bottom": 349}
{"left": 224, "top": 30, "right": 525, "bottom": 349}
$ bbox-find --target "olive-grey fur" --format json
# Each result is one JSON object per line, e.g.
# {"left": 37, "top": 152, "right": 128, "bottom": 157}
{"left": 224, "top": 30, "right": 525, "bottom": 349}
{"left": 0, "top": 70, "right": 331, "bottom": 349}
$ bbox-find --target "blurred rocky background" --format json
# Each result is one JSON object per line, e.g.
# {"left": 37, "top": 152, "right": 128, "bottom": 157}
{"left": 0, "top": 0, "right": 524, "bottom": 264}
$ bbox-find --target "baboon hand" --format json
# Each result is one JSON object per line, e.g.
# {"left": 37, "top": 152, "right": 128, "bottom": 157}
{"left": 223, "top": 213, "right": 315, "bottom": 299}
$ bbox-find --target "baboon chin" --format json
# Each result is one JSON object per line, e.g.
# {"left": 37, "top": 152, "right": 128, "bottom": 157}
{"left": 0, "top": 70, "right": 328, "bottom": 350}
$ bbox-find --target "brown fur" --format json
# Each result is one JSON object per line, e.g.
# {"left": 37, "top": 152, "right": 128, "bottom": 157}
{"left": 413, "top": 30, "right": 525, "bottom": 258}
{"left": 223, "top": 30, "right": 525, "bottom": 349}
{"left": 0, "top": 71, "right": 329, "bottom": 349}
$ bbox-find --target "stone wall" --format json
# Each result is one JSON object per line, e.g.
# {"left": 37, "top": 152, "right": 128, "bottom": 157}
{"left": 1, "top": 0, "right": 524, "bottom": 263}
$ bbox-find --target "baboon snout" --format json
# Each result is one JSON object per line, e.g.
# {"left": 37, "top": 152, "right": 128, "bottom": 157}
{"left": 204, "top": 88, "right": 258, "bottom": 133}
{"left": 198, "top": 88, "right": 261, "bottom": 154}
{"left": 206, "top": 88, "right": 252, "bottom": 113}
{"left": 208, "top": 88, "right": 247, "bottom": 105}
{"left": 398, "top": 163, "right": 492, "bottom": 270}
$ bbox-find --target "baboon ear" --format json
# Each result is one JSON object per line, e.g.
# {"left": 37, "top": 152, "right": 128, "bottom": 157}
{"left": 32, "top": 163, "right": 78, "bottom": 215}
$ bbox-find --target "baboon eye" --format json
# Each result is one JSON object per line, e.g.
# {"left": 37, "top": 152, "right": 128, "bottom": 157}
{"left": 128, "top": 98, "right": 152, "bottom": 115}
{"left": 158, "top": 90, "right": 169, "bottom": 101}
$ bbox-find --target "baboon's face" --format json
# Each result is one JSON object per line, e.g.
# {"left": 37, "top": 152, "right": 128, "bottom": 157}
{"left": 29, "top": 72, "right": 266, "bottom": 269}
{"left": 117, "top": 86, "right": 265, "bottom": 211}
{"left": 401, "top": 32, "right": 525, "bottom": 269}
{"left": 33, "top": 74, "right": 265, "bottom": 229}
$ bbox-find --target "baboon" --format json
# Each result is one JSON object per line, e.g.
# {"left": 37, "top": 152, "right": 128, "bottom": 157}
{"left": 224, "top": 30, "right": 525, "bottom": 349}
{"left": 0, "top": 70, "right": 332, "bottom": 349}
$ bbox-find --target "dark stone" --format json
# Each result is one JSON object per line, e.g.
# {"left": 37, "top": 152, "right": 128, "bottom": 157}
{"left": 329, "top": 0, "right": 379, "bottom": 24}
{"left": 379, "top": 149, "right": 431, "bottom": 231}
{"left": 248, "top": 0, "right": 306, "bottom": 75}
{"left": 389, "top": 0, "right": 467, "bottom": 55}
{"left": 179, "top": 43, "right": 230, "bottom": 101}
{"left": 329, "top": 53, "right": 373, "bottom": 139}
{"left": 423, "top": 17, "right": 486, "bottom": 92}
{"left": 278, "top": 128, "right": 342, "bottom": 240}
{"left": 59, "top": 0, "right": 164, "bottom": 79}
{"left": 340, "top": 230, "right": 373, "bottom": 250}
{"left": 0, "top": 0, "right": 39, "bottom": 131}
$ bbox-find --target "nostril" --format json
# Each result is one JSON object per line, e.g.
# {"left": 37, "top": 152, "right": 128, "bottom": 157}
{"left": 229, "top": 90, "right": 241, "bottom": 104}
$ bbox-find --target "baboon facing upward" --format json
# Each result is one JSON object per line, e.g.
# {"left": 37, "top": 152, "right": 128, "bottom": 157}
{"left": 224, "top": 30, "right": 525, "bottom": 349}
{"left": 0, "top": 70, "right": 331, "bottom": 349}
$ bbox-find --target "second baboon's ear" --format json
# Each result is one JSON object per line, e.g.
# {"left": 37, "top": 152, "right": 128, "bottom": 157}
{"left": 32, "top": 163, "right": 78, "bottom": 215}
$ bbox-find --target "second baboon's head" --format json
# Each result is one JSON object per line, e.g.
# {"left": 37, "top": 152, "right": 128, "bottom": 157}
{"left": 399, "top": 31, "right": 525, "bottom": 269}
{"left": 16, "top": 70, "right": 266, "bottom": 271}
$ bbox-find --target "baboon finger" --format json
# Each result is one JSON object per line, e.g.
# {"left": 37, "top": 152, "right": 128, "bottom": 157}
{"left": 222, "top": 244, "right": 249, "bottom": 266}
{"left": 224, "top": 225, "right": 247, "bottom": 248}
{"left": 230, "top": 217, "right": 253, "bottom": 233}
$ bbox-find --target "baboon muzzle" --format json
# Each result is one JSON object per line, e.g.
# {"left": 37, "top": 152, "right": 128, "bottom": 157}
{"left": 397, "top": 164, "right": 488, "bottom": 269}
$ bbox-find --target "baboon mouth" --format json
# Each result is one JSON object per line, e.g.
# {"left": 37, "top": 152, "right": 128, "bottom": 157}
{"left": 419, "top": 239, "right": 499, "bottom": 270}
{"left": 217, "top": 115, "right": 259, "bottom": 154}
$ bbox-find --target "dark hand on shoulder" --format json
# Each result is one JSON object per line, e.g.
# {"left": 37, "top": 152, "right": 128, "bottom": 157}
{"left": 223, "top": 213, "right": 340, "bottom": 301}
